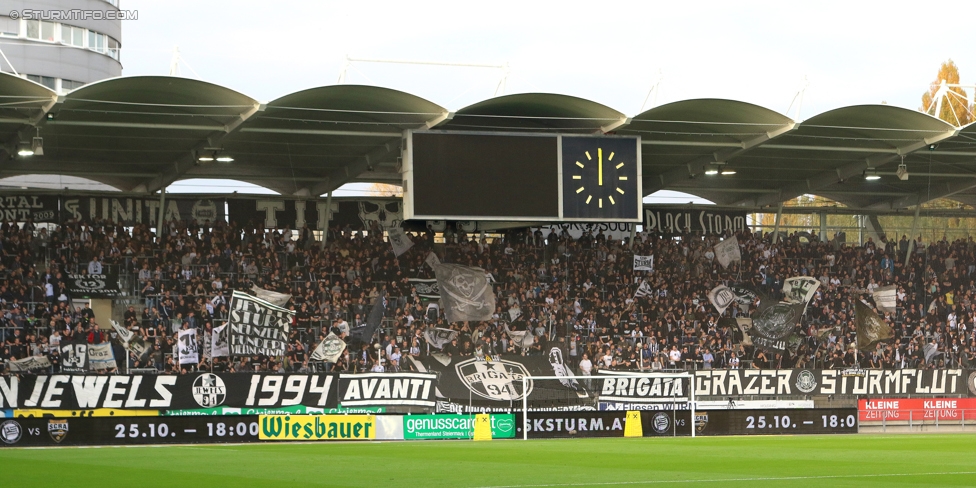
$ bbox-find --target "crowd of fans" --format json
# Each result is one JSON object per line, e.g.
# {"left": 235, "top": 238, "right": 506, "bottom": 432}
{"left": 0, "top": 213, "right": 974, "bottom": 377}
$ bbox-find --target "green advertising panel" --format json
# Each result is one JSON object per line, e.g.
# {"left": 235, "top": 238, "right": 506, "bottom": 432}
{"left": 164, "top": 405, "right": 384, "bottom": 416}
{"left": 403, "top": 414, "right": 516, "bottom": 440}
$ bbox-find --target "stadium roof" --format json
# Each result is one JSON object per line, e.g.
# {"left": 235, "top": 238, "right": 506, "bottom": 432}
{"left": 2, "top": 72, "right": 975, "bottom": 212}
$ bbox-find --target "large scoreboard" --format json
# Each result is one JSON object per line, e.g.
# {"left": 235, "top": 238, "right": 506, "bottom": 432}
{"left": 403, "top": 131, "right": 642, "bottom": 222}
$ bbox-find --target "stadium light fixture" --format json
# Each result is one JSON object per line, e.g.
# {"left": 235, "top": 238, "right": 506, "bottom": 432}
{"left": 864, "top": 170, "right": 881, "bottom": 181}
{"left": 216, "top": 154, "right": 234, "bottom": 163}
{"left": 720, "top": 167, "right": 737, "bottom": 175}
{"left": 704, "top": 164, "right": 719, "bottom": 175}
{"left": 31, "top": 136, "right": 43, "bottom": 156}
{"left": 17, "top": 142, "right": 33, "bottom": 157}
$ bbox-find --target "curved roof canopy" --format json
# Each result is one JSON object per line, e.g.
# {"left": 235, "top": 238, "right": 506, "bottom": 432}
{"left": 2, "top": 72, "right": 976, "bottom": 212}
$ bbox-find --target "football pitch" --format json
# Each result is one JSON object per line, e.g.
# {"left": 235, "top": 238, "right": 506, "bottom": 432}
{"left": 1, "top": 434, "right": 974, "bottom": 487}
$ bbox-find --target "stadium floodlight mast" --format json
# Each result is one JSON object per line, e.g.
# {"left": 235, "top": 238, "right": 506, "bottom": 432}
{"left": 924, "top": 79, "right": 976, "bottom": 127}
{"left": 338, "top": 55, "right": 510, "bottom": 96}
{"left": 519, "top": 371, "right": 696, "bottom": 440}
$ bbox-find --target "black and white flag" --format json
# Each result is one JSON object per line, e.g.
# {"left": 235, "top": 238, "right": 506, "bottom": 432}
{"left": 5, "top": 355, "right": 52, "bottom": 372}
{"left": 634, "top": 280, "right": 653, "bottom": 298}
{"left": 311, "top": 332, "right": 347, "bottom": 363}
{"left": 60, "top": 337, "right": 88, "bottom": 372}
{"left": 408, "top": 278, "right": 440, "bottom": 299}
{"left": 251, "top": 285, "right": 292, "bottom": 308}
{"left": 855, "top": 300, "right": 893, "bottom": 350}
{"left": 707, "top": 285, "right": 735, "bottom": 315}
{"left": 714, "top": 236, "right": 741, "bottom": 268}
{"left": 229, "top": 290, "right": 293, "bottom": 357}
{"left": 87, "top": 343, "right": 117, "bottom": 371}
{"left": 434, "top": 264, "right": 496, "bottom": 322}
{"left": 211, "top": 324, "right": 229, "bottom": 358}
{"left": 178, "top": 328, "right": 199, "bottom": 365}
{"left": 387, "top": 227, "right": 414, "bottom": 257}
{"left": 872, "top": 285, "right": 897, "bottom": 314}
{"left": 750, "top": 302, "right": 803, "bottom": 354}
{"left": 734, "top": 318, "right": 754, "bottom": 346}
{"left": 782, "top": 276, "right": 820, "bottom": 311}
{"left": 633, "top": 255, "right": 654, "bottom": 271}
{"left": 425, "top": 252, "right": 441, "bottom": 269}
{"left": 111, "top": 320, "right": 149, "bottom": 358}
{"left": 503, "top": 323, "right": 536, "bottom": 349}
{"left": 424, "top": 327, "right": 458, "bottom": 349}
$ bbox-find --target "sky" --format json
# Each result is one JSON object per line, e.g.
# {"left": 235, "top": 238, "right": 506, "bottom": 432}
{"left": 14, "top": 0, "right": 976, "bottom": 202}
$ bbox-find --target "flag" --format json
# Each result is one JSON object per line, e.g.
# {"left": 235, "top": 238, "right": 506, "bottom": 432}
{"left": 387, "top": 226, "right": 415, "bottom": 256}
{"left": 211, "top": 324, "right": 229, "bottom": 358}
{"left": 814, "top": 326, "right": 835, "bottom": 343}
{"left": 633, "top": 255, "right": 654, "bottom": 271}
{"left": 503, "top": 323, "right": 535, "bottom": 349}
{"left": 508, "top": 307, "right": 522, "bottom": 322}
{"left": 111, "top": 320, "right": 149, "bottom": 358}
{"left": 350, "top": 291, "right": 387, "bottom": 344}
{"left": 229, "top": 290, "right": 292, "bottom": 356}
{"left": 434, "top": 264, "right": 496, "bottom": 322}
{"left": 634, "top": 280, "right": 653, "bottom": 298}
{"left": 729, "top": 284, "right": 764, "bottom": 313}
{"left": 311, "top": 333, "right": 347, "bottom": 362}
{"left": 782, "top": 276, "right": 821, "bottom": 311}
{"left": 425, "top": 252, "right": 441, "bottom": 269}
{"left": 714, "top": 236, "right": 741, "bottom": 268}
{"left": 408, "top": 278, "right": 440, "bottom": 299}
{"left": 178, "top": 328, "right": 199, "bottom": 365}
{"left": 707, "top": 285, "right": 735, "bottom": 315}
{"left": 922, "top": 342, "right": 943, "bottom": 364}
{"left": 423, "top": 327, "right": 458, "bottom": 349}
{"left": 87, "top": 343, "right": 117, "bottom": 371}
{"left": 5, "top": 355, "right": 51, "bottom": 372}
{"left": 750, "top": 302, "right": 803, "bottom": 354}
{"left": 734, "top": 318, "right": 753, "bottom": 347}
{"left": 872, "top": 285, "right": 897, "bottom": 314}
{"left": 251, "top": 285, "right": 292, "bottom": 308}
{"left": 855, "top": 300, "right": 893, "bottom": 349}
{"left": 111, "top": 319, "right": 133, "bottom": 343}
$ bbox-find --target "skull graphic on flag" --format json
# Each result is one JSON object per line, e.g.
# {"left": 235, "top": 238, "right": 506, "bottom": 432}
{"left": 434, "top": 264, "right": 497, "bottom": 322}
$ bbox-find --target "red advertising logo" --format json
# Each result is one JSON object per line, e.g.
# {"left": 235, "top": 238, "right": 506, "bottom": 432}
{"left": 859, "top": 398, "right": 976, "bottom": 421}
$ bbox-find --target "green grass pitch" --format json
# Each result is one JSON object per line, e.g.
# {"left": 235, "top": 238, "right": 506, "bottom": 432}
{"left": 1, "top": 434, "right": 975, "bottom": 487}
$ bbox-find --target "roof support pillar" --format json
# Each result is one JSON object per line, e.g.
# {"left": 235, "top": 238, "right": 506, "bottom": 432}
{"left": 772, "top": 202, "right": 784, "bottom": 243}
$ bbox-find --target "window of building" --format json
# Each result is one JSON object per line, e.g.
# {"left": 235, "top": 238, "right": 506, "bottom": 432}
{"left": 108, "top": 38, "right": 120, "bottom": 60}
{"left": 26, "top": 74, "right": 56, "bottom": 90}
{"left": 61, "top": 25, "right": 85, "bottom": 47}
{"left": 0, "top": 16, "right": 17, "bottom": 36}
{"left": 61, "top": 79, "right": 86, "bottom": 91}
{"left": 25, "top": 20, "right": 56, "bottom": 41}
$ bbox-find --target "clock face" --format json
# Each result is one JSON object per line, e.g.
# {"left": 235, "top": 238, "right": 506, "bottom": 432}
{"left": 561, "top": 136, "right": 640, "bottom": 221}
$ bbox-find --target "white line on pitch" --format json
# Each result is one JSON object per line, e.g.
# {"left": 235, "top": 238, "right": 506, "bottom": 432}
{"left": 473, "top": 471, "right": 976, "bottom": 488}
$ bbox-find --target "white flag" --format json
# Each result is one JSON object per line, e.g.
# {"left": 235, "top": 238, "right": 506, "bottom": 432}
{"left": 387, "top": 227, "right": 415, "bottom": 256}
{"left": 5, "top": 355, "right": 52, "bottom": 372}
{"left": 310, "top": 333, "right": 347, "bottom": 363}
{"left": 251, "top": 285, "right": 291, "bottom": 308}
{"left": 112, "top": 320, "right": 150, "bottom": 359}
{"left": 211, "top": 324, "right": 229, "bottom": 358}
{"left": 714, "top": 236, "right": 741, "bottom": 268}
{"left": 87, "top": 343, "right": 117, "bottom": 371}
{"left": 634, "top": 280, "right": 653, "bottom": 298}
{"left": 872, "top": 285, "right": 897, "bottom": 314}
{"left": 110, "top": 319, "right": 133, "bottom": 343}
{"left": 423, "top": 327, "right": 458, "bottom": 349}
{"left": 782, "top": 276, "right": 821, "bottom": 311}
{"left": 708, "top": 285, "right": 735, "bottom": 315}
{"left": 633, "top": 255, "right": 654, "bottom": 271}
{"left": 178, "top": 328, "right": 199, "bottom": 365}
{"left": 425, "top": 252, "right": 441, "bottom": 269}
{"left": 508, "top": 306, "right": 522, "bottom": 321}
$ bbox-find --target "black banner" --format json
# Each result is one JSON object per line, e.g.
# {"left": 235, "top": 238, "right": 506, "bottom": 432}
{"left": 65, "top": 273, "right": 120, "bottom": 298}
{"left": 0, "top": 373, "right": 339, "bottom": 410}
{"left": 0, "top": 195, "right": 59, "bottom": 222}
{"left": 692, "top": 408, "right": 858, "bottom": 436}
{"left": 522, "top": 411, "right": 626, "bottom": 438}
{"left": 61, "top": 196, "right": 224, "bottom": 225}
{"left": 228, "top": 291, "right": 292, "bottom": 357}
{"left": 0, "top": 415, "right": 263, "bottom": 447}
{"left": 412, "top": 352, "right": 589, "bottom": 406}
{"left": 227, "top": 198, "right": 403, "bottom": 231}
{"left": 644, "top": 206, "right": 748, "bottom": 236}
{"left": 694, "top": 369, "right": 967, "bottom": 397}
{"left": 337, "top": 373, "right": 437, "bottom": 407}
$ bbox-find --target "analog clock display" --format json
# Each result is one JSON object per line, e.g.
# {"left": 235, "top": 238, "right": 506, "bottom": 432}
{"left": 561, "top": 136, "right": 639, "bottom": 221}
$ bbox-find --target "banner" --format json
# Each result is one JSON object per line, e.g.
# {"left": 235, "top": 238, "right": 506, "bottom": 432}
{"left": 310, "top": 333, "right": 346, "bottom": 363}
{"left": 523, "top": 411, "right": 627, "bottom": 438}
{"left": 61, "top": 196, "right": 223, "bottom": 225}
{"left": 258, "top": 414, "right": 375, "bottom": 441}
{"left": 434, "top": 264, "right": 496, "bottom": 322}
{"left": 714, "top": 236, "right": 741, "bottom": 268}
{"left": 403, "top": 414, "right": 516, "bottom": 440}
{"left": 65, "top": 273, "right": 120, "bottom": 299}
{"left": 872, "top": 285, "right": 897, "bottom": 314}
{"left": 86, "top": 344, "right": 116, "bottom": 371}
{"left": 0, "top": 373, "right": 340, "bottom": 410}
{"left": 211, "top": 324, "right": 229, "bottom": 358}
{"left": 633, "top": 255, "right": 654, "bottom": 271}
{"left": 707, "top": 285, "right": 735, "bottom": 315}
{"left": 251, "top": 286, "right": 291, "bottom": 308}
{"left": 387, "top": 227, "right": 414, "bottom": 256}
{"left": 596, "top": 373, "right": 689, "bottom": 404}
{"left": 408, "top": 278, "right": 440, "bottom": 299}
{"left": 177, "top": 329, "right": 199, "bottom": 365}
{"left": 729, "top": 284, "right": 763, "bottom": 313}
{"left": 694, "top": 369, "right": 967, "bottom": 396}
{"left": 423, "top": 328, "right": 458, "bottom": 350}
{"left": 634, "top": 280, "right": 653, "bottom": 298}
{"left": 855, "top": 300, "right": 893, "bottom": 349}
{"left": 859, "top": 398, "right": 976, "bottom": 422}
{"left": 0, "top": 195, "right": 59, "bottom": 223}
{"left": 110, "top": 321, "right": 148, "bottom": 359}
{"left": 337, "top": 373, "right": 437, "bottom": 407}
{"left": 59, "top": 337, "right": 88, "bottom": 373}
{"left": 226, "top": 198, "right": 401, "bottom": 231}
{"left": 644, "top": 206, "right": 748, "bottom": 236}
{"left": 5, "top": 356, "right": 51, "bottom": 372}
{"left": 688, "top": 408, "right": 857, "bottom": 436}
{"left": 163, "top": 405, "right": 384, "bottom": 416}
{"left": 782, "top": 276, "right": 820, "bottom": 309}
{"left": 228, "top": 291, "right": 292, "bottom": 357}
{"left": 0, "top": 416, "right": 264, "bottom": 447}
{"left": 734, "top": 318, "right": 754, "bottom": 346}
{"left": 750, "top": 302, "right": 803, "bottom": 354}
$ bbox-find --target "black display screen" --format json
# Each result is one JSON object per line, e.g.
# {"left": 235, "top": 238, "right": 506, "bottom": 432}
{"left": 410, "top": 132, "right": 559, "bottom": 219}
{"left": 0, "top": 416, "right": 263, "bottom": 447}
{"left": 695, "top": 408, "right": 858, "bottom": 436}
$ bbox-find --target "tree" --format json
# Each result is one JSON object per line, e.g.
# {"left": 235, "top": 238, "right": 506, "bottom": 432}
{"left": 920, "top": 59, "right": 973, "bottom": 126}
{"left": 367, "top": 183, "right": 402, "bottom": 197}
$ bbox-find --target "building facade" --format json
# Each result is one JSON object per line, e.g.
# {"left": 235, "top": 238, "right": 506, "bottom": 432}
{"left": 0, "top": 0, "right": 123, "bottom": 93}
